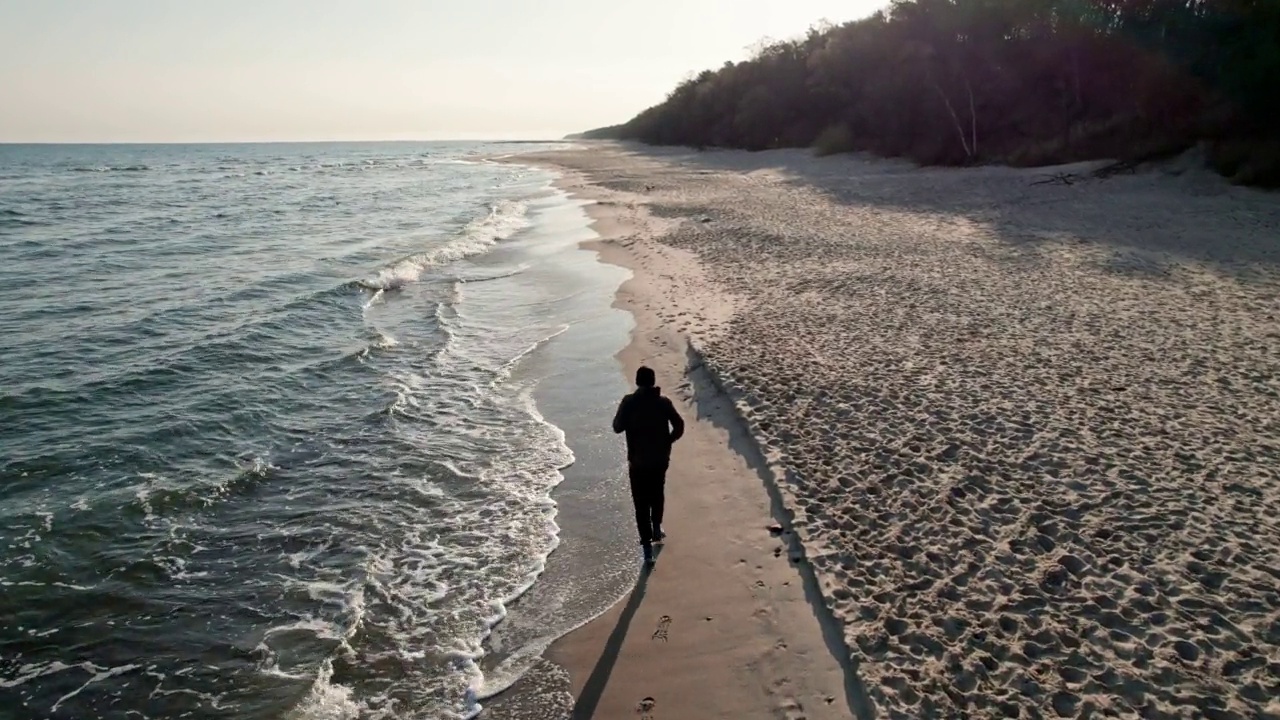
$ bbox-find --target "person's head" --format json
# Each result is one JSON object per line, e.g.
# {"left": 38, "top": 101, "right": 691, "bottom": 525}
{"left": 635, "top": 366, "right": 656, "bottom": 388}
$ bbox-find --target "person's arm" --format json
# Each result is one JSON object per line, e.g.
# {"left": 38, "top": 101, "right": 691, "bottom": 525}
{"left": 665, "top": 398, "right": 685, "bottom": 443}
{"left": 612, "top": 396, "right": 630, "bottom": 434}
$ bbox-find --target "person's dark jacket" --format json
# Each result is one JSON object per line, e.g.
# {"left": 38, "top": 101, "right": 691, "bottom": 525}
{"left": 612, "top": 386, "right": 684, "bottom": 467}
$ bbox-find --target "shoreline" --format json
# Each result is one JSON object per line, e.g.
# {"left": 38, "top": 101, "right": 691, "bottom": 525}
{"left": 465, "top": 182, "right": 637, "bottom": 720}
{"left": 499, "top": 157, "right": 862, "bottom": 719}
{"left": 495, "top": 142, "right": 1280, "bottom": 719}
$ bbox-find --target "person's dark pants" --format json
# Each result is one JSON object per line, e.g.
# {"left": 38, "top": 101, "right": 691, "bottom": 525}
{"left": 628, "top": 461, "right": 667, "bottom": 546}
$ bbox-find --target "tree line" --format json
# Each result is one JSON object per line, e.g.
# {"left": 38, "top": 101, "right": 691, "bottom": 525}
{"left": 581, "top": 0, "right": 1280, "bottom": 186}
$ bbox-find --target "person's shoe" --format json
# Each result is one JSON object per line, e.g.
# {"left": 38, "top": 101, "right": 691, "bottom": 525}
{"left": 641, "top": 542, "right": 655, "bottom": 566}
{"left": 653, "top": 524, "right": 666, "bottom": 542}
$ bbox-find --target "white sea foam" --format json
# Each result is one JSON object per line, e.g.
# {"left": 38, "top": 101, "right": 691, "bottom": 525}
{"left": 271, "top": 364, "right": 575, "bottom": 719}
{"left": 358, "top": 200, "right": 530, "bottom": 291}
{"left": 50, "top": 663, "right": 141, "bottom": 712}
{"left": 498, "top": 325, "right": 571, "bottom": 380}
{"left": 452, "top": 263, "right": 532, "bottom": 284}
{"left": 361, "top": 288, "right": 384, "bottom": 310}
{"left": 0, "top": 660, "right": 80, "bottom": 688}
{"left": 371, "top": 330, "right": 398, "bottom": 349}
{"left": 133, "top": 473, "right": 163, "bottom": 524}
{"left": 0, "top": 660, "right": 141, "bottom": 714}
{"left": 284, "top": 660, "right": 361, "bottom": 720}
{"left": 0, "top": 579, "right": 94, "bottom": 591}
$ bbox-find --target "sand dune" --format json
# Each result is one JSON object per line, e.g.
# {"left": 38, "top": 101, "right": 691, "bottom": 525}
{"left": 534, "top": 144, "right": 1280, "bottom": 719}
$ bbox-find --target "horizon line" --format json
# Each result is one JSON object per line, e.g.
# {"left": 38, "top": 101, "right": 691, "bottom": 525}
{"left": 0, "top": 138, "right": 573, "bottom": 146}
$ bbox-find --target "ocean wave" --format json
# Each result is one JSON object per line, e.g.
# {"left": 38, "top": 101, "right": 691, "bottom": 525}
{"left": 69, "top": 165, "right": 150, "bottom": 173}
{"left": 360, "top": 288, "right": 384, "bottom": 310}
{"left": 291, "top": 373, "right": 575, "bottom": 719}
{"left": 283, "top": 659, "right": 362, "bottom": 720}
{"left": 128, "top": 459, "right": 276, "bottom": 524}
{"left": 353, "top": 201, "right": 530, "bottom": 291}
{"left": 348, "top": 328, "right": 400, "bottom": 366}
{"left": 1, "top": 146, "right": 587, "bottom": 720}
{"left": 498, "top": 325, "right": 570, "bottom": 381}
{"left": 300, "top": 157, "right": 447, "bottom": 174}
{"left": 370, "top": 329, "right": 398, "bottom": 350}
{"left": 0, "top": 208, "right": 44, "bottom": 227}
{"left": 462, "top": 385, "right": 573, "bottom": 715}
{"left": 452, "top": 264, "right": 531, "bottom": 285}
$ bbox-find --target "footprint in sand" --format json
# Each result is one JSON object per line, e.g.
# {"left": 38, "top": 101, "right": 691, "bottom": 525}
{"left": 652, "top": 615, "right": 672, "bottom": 642}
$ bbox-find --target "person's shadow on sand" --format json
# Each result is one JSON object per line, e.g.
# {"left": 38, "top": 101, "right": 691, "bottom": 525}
{"left": 571, "top": 546, "right": 662, "bottom": 719}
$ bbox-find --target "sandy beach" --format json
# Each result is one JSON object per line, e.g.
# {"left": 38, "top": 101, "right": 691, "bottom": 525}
{"left": 518, "top": 143, "right": 1280, "bottom": 720}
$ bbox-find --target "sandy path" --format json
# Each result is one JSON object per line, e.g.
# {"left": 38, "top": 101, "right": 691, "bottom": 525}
{"left": 527, "top": 144, "right": 1280, "bottom": 720}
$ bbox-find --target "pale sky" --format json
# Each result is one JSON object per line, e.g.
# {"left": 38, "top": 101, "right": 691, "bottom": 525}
{"left": 0, "top": 0, "right": 885, "bottom": 143}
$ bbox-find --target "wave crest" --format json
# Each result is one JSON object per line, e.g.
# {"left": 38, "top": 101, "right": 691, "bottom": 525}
{"left": 356, "top": 201, "right": 529, "bottom": 291}
{"left": 69, "top": 165, "right": 150, "bottom": 173}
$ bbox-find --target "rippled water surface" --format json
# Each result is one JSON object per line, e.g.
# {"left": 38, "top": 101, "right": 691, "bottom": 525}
{"left": 0, "top": 142, "right": 632, "bottom": 719}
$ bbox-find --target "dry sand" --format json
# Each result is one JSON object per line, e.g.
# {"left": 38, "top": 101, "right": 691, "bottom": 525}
{"left": 525, "top": 143, "right": 1280, "bottom": 720}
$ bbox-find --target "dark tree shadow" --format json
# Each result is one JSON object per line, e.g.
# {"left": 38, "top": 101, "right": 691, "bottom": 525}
{"left": 601, "top": 141, "right": 1280, "bottom": 278}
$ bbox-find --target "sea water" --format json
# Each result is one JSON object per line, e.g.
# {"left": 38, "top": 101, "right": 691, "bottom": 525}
{"left": 0, "top": 142, "right": 636, "bottom": 719}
